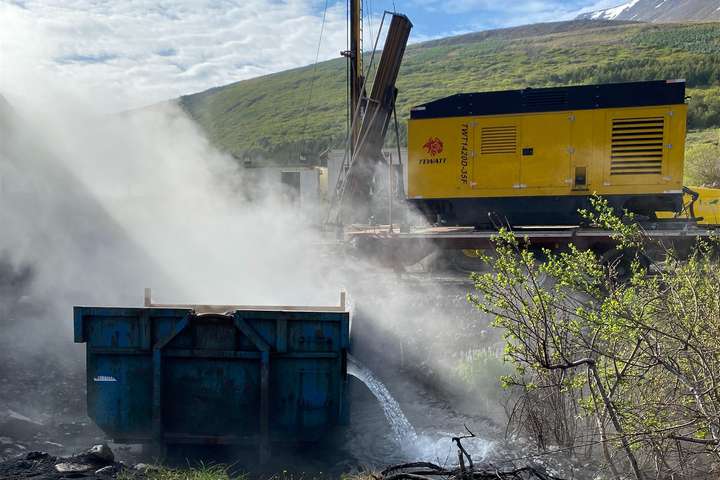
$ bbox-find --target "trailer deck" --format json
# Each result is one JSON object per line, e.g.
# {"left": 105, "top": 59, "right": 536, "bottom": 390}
{"left": 344, "top": 222, "right": 717, "bottom": 266}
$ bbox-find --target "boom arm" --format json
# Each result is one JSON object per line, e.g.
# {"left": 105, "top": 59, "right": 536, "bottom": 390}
{"left": 333, "top": 12, "right": 412, "bottom": 224}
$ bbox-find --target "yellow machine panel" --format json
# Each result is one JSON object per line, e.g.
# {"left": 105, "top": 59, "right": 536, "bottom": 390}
{"left": 408, "top": 105, "right": 686, "bottom": 199}
{"left": 658, "top": 186, "right": 720, "bottom": 225}
{"left": 406, "top": 81, "right": 688, "bottom": 226}
{"left": 692, "top": 187, "right": 720, "bottom": 225}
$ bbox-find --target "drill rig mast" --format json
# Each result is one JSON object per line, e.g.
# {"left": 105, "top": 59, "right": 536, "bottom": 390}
{"left": 332, "top": 3, "right": 412, "bottom": 225}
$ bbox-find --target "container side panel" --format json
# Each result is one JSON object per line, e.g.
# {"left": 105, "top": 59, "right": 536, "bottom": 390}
{"left": 87, "top": 354, "right": 152, "bottom": 438}
{"left": 86, "top": 314, "right": 144, "bottom": 349}
{"left": 287, "top": 321, "right": 340, "bottom": 353}
{"left": 193, "top": 320, "right": 236, "bottom": 350}
{"left": 271, "top": 358, "right": 336, "bottom": 439}
{"left": 242, "top": 318, "right": 277, "bottom": 351}
{"left": 79, "top": 307, "right": 349, "bottom": 445}
{"left": 74, "top": 307, "right": 85, "bottom": 343}
{"left": 152, "top": 313, "right": 191, "bottom": 346}
{"left": 298, "top": 366, "right": 332, "bottom": 426}
{"left": 163, "top": 358, "right": 261, "bottom": 436}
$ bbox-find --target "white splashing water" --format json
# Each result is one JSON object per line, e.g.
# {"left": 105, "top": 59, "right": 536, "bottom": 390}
{"left": 347, "top": 354, "right": 418, "bottom": 446}
{"left": 346, "top": 354, "right": 496, "bottom": 464}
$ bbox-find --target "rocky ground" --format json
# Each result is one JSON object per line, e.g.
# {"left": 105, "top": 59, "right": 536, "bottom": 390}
{"left": 0, "top": 341, "right": 107, "bottom": 463}
{"left": 0, "top": 345, "right": 152, "bottom": 473}
{"left": 0, "top": 444, "right": 159, "bottom": 480}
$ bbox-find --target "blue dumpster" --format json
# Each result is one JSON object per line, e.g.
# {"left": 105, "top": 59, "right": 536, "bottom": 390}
{"left": 74, "top": 299, "right": 349, "bottom": 457}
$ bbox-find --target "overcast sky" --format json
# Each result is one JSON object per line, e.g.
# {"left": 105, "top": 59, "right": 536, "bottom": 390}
{"left": 0, "top": 0, "right": 625, "bottom": 112}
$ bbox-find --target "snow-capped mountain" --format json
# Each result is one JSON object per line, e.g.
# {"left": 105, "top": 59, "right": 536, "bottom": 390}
{"left": 577, "top": 0, "right": 720, "bottom": 22}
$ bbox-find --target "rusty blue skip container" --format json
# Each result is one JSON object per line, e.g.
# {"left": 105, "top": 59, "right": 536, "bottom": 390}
{"left": 73, "top": 290, "right": 350, "bottom": 458}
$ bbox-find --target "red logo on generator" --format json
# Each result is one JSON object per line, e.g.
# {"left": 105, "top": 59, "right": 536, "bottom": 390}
{"left": 423, "top": 137, "right": 443, "bottom": 156}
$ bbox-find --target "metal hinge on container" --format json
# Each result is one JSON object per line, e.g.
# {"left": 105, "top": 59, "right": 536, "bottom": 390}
{"left": 512, "top": 184, "right": 527, "bottom": 189}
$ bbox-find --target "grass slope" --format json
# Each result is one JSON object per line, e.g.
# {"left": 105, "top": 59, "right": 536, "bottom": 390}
{"left": 179, "top": 20, "right": 720, "bottom": 164}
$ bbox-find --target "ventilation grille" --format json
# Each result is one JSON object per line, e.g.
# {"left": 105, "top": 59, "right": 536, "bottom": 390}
{"left": 611, "top": 117, "right": 665, "bottom": 175}
{"left": 481, "top": 126, "right": 517, "bottom": 154}
{"left": 523, "top": 89, "right": 568, "bottom": 109}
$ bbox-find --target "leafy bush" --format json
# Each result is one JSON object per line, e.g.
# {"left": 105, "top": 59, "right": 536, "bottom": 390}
{"left": 632, "top": 25, "right": 720, "bottom": 55}
{"left": 685, "top": 144, "right": 720, "bottom": 186}
{"left": 470, "top": 196, "right": 720, "bottom": 478}
{"left": 555, "top": 55, "right": 720, "bottom": 90}
{"left": 688, "top": 88, "right": 720, "bottom": 130}
{"left": 685, "top": 128, "right": 720, "bottom": 185}
{"left": 454, "top": 347, "right": 514, "bottom": 412}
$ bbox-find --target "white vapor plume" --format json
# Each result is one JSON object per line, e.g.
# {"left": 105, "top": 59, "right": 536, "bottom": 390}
{"left": 0, "top": 9, "right": 505, "bottom": 466}
{"left": 0, "top": 74, "right": 501, "bottom": 455}
{"left": 1, "top": 92, "right": 341, "bottom": 329}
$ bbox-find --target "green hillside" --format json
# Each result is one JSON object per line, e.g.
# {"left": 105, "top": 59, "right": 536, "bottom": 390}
{"left": 179, "top": 19, "right": 720, "bottom": 165}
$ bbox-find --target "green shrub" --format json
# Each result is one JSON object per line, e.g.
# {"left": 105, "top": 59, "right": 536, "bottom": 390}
{"left": 688, "top": 88, "right": 720, "bottom": 130}
{"left": 470, "top": 196, "right": 720, "bottom": 477}
{"left": 685, "top": 139, "right": 720, "bottom": 185}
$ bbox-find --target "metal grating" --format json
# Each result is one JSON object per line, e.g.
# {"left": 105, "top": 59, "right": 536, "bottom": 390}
{"left": 523, "top": 89, "right": 568, "bottom": 109}
{"left": 610, "top": 117, "right": 665, "bottom": 175}
{"left": 481, "top": 126, "right": 517, "bottom": 154}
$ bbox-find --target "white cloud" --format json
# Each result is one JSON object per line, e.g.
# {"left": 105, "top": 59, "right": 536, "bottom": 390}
{"left": 0, "top": 0, "right": 348, "bottom": 112}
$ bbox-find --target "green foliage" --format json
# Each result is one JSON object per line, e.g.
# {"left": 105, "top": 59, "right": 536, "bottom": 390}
{"left": 685, "top": 128, "right": 720, "bottom": 185}
{"left": 143, "top": 464, "right": 244, "bottom": 480}
{"left": 118, "top": 465, "right": 334, "bottom": 480}
{"left": 116, "top": 469, "right": 137, "bottom": 480}
{"left": 555, "top": 55, "right": 720, "bottom": 89}
{"left": 455, "top": 347, "right": 514, "bottom": 399}
{"left": 470, "top": 198, "right": 720, "bottom": 476}
{"left": 688, "top": 89, "right": 720, "bottom": 130}
{"left": 579, "top": 195, "right": 643, "bottom": 251}
{"left": 632, "top": 25, "right": 720, "bottom": 55}
{"left": 180, "top": 21, "right": 720, "bottom": 163}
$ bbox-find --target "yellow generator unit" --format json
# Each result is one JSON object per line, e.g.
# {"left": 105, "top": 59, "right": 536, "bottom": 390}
{"left": 407, "top": 80, "right": 687, "bottom": 226}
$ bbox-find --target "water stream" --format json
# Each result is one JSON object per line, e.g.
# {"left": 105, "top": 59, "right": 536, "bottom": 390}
{"left": 347, "top": 354, "right": 418, "bottom": 445}
{"left": 346, "top": 353, "right": 497, "bottom": 465}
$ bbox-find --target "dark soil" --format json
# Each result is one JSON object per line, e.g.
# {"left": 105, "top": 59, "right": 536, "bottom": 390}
{"left": 0, "top": 447, "right": 136, "bottom": 480}
{"left": 0, "top": 335, "right": 107, "bottom": 463}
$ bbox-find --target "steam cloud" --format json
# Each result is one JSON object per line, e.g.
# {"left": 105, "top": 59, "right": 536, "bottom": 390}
{"left": 0, "top": 34, "right": 503, "bottom": 467}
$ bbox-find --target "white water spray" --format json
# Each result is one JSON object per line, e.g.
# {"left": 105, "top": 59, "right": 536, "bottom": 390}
{"left": 346, "top": 353, "right": 496, "bottom": 464}
{"left": 347, "top": 354, "right": 418, "bottom": 446}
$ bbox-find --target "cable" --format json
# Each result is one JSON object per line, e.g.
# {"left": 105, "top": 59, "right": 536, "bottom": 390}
{"left": 346, "top": 0, "right": 350, "bottom": 158}
{"left": 297, "top": 0, "right": 330, "bottom": 163}
{"left": 364, "top": 0, "right": 375, "bottom": 81}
